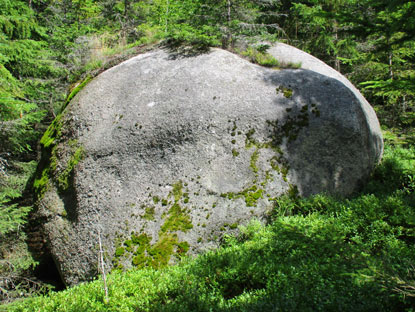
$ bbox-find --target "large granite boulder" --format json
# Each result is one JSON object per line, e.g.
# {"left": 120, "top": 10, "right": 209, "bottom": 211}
{"left": 32, "top": 45, "right": 383, "bottom": 286}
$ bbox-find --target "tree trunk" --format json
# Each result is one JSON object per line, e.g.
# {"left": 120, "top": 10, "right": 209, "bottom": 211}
{"left": 333, "top": 20, "right": 340, "bottom": 72}
{"left": 388, "top": 50, "right": 394, "bottom": 80}
{"left": 165, "top": 0, "right": 170, "bottom": 33}
{"left": 124, "top": 0, "right": 130, "bottom": 18}
{"left": 402, "top": 95, "right": 407, "bottom": 113}
{"left": 387, "top": 37, "right": 394, "bottom": 80}
{"left": 225, "top": 0, "right": 232, "bottom": 48}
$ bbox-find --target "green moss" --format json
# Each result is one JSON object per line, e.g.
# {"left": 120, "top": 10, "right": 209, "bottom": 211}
{"left": 229, "top": 223, "right": 238, "bottom": 229}
{"left": 245, "top": 128, "right": 256, "bottom": 148}
{"left": 115, "top": 247, "right": 125, "bottom": 257}
{"left": 232, "top": 121, "right": 237, "bottom": 132}
{"left": 176, "top": 241, "right": 190, "bottom": 255}
{"left": 261, "top": 170, "right": 274, "bottom": 187}
{"left": 285, "top": 62, "right": 302, "bottom": 69}
{"left": 250, "top": 149, "right": 259, "bottom": 173}
{"left": 143, "top": 206, "right": 155, "bottom": 220}
{"left": 152, "top": 196, "right": 160, "bottom": 204}
{"left": 132, "top": 253, "right": 149, "bottom": 267}
{"left": 221, "top": 192, "right": 236, "bottom": 200}
{"left": 33, "top": 166, "right": 51, "bottom": 199}
{"left": 232, "top": 149, "right": 240, "bottom": 157}
{"left": 131, "top": 233, "right": 151, "bottom": 259}
{"left": 131, "top": 233, "right": 151, "bottom": 246}
{"left": 112, "top": 180, "right": 194, "bottom": 270}
{"left": 243, "top": 185, "right": 264, "bottom": 207}
{"left": 117, "top": 233, "right": 152, "bottom": 268}
{"left": 33, "top": 114, "right": 66, "bottom": 199}
{"left": 267, "top": 104, "right": 310, "bottom": 147}
{"left": 219, "top": 115, "right": 303, "bottom": 208}
{"left": 123, "top": 231, "right": 189, "bottom": 269}
{"left": 40, "top": 114, "right": 64, "bottom": 149}
{"left": 131, "top": 237, "right": 151, "bottom": 266}
{"left": 172, "top": 181, "right": 183, "bottom": 202}
{"left": 284, "top": 89, "right": 293, "bottom": 98}
{"left": 270, "top": 156, "right": 280, "bottom": 171}
{"left": 242, "top": 47, "right": 280, "bottom": 67}
{"left": 220, "top": 184, "right": 264, "bottom": 208}
{"left": 183, "top": 192, "right": 189, "bottom": 204}
{"left": 269, "top": 155, "right": 289, "bottom": 181}
{"left": 65, "top": 75, "right": 92, "bottom": 107}
{"left": 161, "top": 203, "right": 193, "bottom": 233}
{"left": 148, "top": 234, "right": 178, "bottom": 267}
{"left": 111, "top": 257, "right": 121, "bottom": 268}
{"left": 276, "top": 86, "right": 293, "bottom": 98}
{"left": 56, "top": 146, "right": 85, "bottom": 191}
{"left": 125, "top": 246, "right": 134, "bottom": 255}
{"left": 34, "top": 113, "right": 86, "bottom": 201}
{"left": 123, "top": 181, "right": 194, "bottom": 268}
{"left": 159, "top": 182, "right": 193, "bottom": 234}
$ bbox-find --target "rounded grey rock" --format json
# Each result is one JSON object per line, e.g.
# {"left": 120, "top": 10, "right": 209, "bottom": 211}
{"left": 34, "top": 46, "right": 383, "bottom": 286}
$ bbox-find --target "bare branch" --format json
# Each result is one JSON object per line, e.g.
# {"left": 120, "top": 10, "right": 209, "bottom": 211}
{"left": 98, "top": 227, "right": 109, "bottom": 304}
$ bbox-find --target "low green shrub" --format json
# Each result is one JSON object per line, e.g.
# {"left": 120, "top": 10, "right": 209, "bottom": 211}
{"left": 0, "top": 161, "right": 48, "bottom": 303}
{"left": 163, "top": 24, "right": 220, "bottom": 54}
{"left": 5, "top": 144, "right": 415, "bottom": 311}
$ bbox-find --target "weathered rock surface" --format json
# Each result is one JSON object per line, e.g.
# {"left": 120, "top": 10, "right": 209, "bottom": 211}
{"left": 33, "top": 45, "right": 383, "bottom": 286}
{"left": 267, "top": 43, "right": 384, "bottom": 195}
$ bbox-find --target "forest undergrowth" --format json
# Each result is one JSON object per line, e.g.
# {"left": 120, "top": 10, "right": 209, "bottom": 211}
{"left": 4, "top": 137, "right": 415, "bottom": 311}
